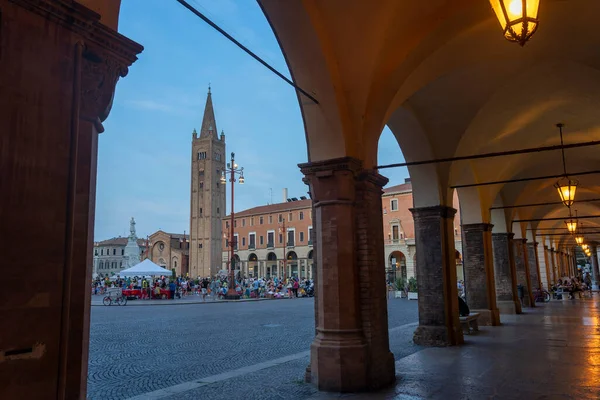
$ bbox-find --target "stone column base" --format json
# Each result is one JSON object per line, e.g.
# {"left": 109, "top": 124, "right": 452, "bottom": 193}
{"left": 413, "top": 325, "right": 463, "bottom": 346}
{"left": 497, "top": 300, "right": 522, "bottom": 315}
{"left": 310, "top": 335, "right": 368, "bottom": 392}
{"left": 471, "top": 308, "right": 500, "bottom": 326}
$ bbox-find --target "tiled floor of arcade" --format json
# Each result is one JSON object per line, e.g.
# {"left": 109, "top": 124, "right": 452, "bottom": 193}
{"left": 312, "top": 297, "right": 600, "bottom": 400}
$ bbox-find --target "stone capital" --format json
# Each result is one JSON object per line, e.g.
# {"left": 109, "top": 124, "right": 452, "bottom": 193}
{"left": 492, "top": 232, "right": 515, "bottom": 240}
{"left": 13, "top": 0, "right": 143, "bottom": 132}
{"left": 409, "top": 205, "right": 457, "bottom": 220}
{"left": 356, "top": 169, "right": 389, "bottom": 191}
{"left": 299, "top": 156, "right": 362, "bottom": 177}
{"left": 462, "top": 223, "right": 494, "bottom": 232}
{"left": 299, "top": 157, "right": 362, "bottom": 206}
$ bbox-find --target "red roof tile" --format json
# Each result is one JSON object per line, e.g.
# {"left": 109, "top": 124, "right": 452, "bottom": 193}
{"left": 225, "top": 199, "right": 312, "bottom": 219}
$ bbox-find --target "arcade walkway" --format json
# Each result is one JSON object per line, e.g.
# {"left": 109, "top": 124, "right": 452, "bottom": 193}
{"left": 312, "top": 298, "right": 600, "bottom": 400}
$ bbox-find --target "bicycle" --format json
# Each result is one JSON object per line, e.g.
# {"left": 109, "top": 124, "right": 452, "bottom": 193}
{"left": 102, "top": 288, "right": 127, "bottom": 306}
{"left": 533, "top": 287, "right": 551, "bottom": 303}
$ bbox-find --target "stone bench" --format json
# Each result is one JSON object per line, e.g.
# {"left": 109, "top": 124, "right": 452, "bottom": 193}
{"left": 459, "top": 313, "right": 480, "bottom": 335}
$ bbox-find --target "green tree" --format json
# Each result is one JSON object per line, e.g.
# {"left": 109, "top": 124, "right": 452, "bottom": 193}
{"left": 407, "top": 277, "right": 418, "bottom": 292}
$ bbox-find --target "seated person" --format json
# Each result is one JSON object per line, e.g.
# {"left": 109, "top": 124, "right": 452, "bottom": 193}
{"left": 458, "top": 296, "right": 470, "bottom": 317}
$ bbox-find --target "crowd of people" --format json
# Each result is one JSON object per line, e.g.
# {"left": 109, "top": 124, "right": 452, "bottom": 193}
{"left": 92, "top": 275, "right": 315, "bottom": 301}
{"left": 551, "top": 272, "right": 593, "bottom": 300}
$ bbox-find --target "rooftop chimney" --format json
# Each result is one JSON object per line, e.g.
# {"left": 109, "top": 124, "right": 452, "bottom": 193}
{"left": 282, "top": 188, "right": 288, "bottom": 203}
{"left": 405, "top": 177, "right": 412, "bottom": 184}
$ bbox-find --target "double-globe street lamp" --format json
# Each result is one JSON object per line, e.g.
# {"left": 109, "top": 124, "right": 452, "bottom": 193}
{"left": 221, "top": 152, "right": 245, "bottom": 300}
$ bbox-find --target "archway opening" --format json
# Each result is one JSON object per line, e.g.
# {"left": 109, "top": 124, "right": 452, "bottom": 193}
{"left": 267, "top": 252, "right": 277, "bottom": 278}
{"left": 388, "top": 251, "right": 407, "bottom": 284}
{"left": 248, "top": 253, "right": 258, "bottom": 278}
{"left": 286, "top": 251, "right": 298, "bottom": 278}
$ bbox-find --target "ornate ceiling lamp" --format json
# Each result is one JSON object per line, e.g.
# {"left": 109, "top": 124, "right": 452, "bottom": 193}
{"left": 553, "top": 124, "right": 578, "bottom": 207}
{"left": 490, "top": 0, "right": 540, "bottom": 46}
{"left": 565, "top": 208, "right": 579, "bottom": 233}
{"left": 575, "top": 235, "right": 584, "bottom": 245}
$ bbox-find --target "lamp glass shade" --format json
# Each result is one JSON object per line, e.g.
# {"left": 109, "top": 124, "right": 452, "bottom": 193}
{"left": 489, "top": 0, "right": 540, "bottom": 45}
{"left": 239, "top": 176, "right": 245, "bottom": 184}
{"left": 565, "top": 220, "right": 577, "bottom": 233}
{"left": 575, "top": 236, "right": 584, "bottom": 245}
{"left": 554, "top": 178, "right": 578, "bottom": 207}
{"left": 582, "top": 244, "right": 589, "bottom": 250}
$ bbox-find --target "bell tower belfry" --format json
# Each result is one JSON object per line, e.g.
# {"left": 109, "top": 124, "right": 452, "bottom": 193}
{"left": 190, "top": 87, "right": 226, "bottom": 278}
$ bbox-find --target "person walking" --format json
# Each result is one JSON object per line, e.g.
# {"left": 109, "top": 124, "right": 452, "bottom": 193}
{"left": 201, "top": 277, "right": 210, "bottom": 302}
{"left": 168, "top": 280, "right": 176, "bottom": 300}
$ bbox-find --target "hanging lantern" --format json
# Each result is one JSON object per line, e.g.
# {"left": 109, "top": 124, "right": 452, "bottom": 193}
{"left": 489, "top": 0, "right": 540, "bottom": 46}
{"left": 565, "top": 218, "right": 577, "bottom": 233}
{"left": 554, "top": 177, "right": 578, "bottom": 207}
{"left": 582, "top": 244, "right": 589, "bottom": 250}
{"left": 575, "top": 235, "right": 584, "bottom": 245}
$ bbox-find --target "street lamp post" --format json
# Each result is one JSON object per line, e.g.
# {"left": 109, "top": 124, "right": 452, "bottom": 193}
{"left": 279, "top": 218, "right": 287, "bottom": 279}
{"left": 221, "top": 152, "right": 244, "bottom": 300}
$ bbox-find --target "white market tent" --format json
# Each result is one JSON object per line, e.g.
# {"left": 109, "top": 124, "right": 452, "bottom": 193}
{"left": 118, "top": 259, "right": 173, "bottom": 277}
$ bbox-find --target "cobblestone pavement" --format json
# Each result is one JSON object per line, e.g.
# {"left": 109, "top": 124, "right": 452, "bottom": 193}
{"left": 87, "top": 297, "right": 419, "bottom": 400}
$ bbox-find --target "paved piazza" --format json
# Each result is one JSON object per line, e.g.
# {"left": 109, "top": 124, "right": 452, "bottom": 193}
{"left": 87, "top": 297, "right": 419, "bottom": 399}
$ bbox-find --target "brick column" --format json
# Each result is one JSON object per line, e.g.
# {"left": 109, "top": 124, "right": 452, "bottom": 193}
{"left": 592, "top": 245, "right": 600, "bottom": 290}
{"left": 300, "top": 157, "right": 394, "bottom": 392}
{"left": 492, "top": 233, "right": 522, "bottom": 314}
{"left": 410, "top": 206, "right": 463, "bottom": 346}
{"left": 0, "top": 1, "right": 142, "bottom": 398}
{"left": 527, "top": 242, "right": 541, "bottom": 290}
{"left": 462, "top": 224, "right": 500, "bottom": 325}
{"left": 514, "top": 239, "right": 534, "bottom": 307}
{"left": 354, "top": 170, "right": 395, "bottom": 388}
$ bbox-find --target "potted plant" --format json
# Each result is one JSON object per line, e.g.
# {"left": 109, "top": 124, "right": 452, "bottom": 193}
{"left": 395, "top": 277, "right": 407, "bottom": 298}
{"left": 407, "top": 277, "right": 418, "bottom": 300}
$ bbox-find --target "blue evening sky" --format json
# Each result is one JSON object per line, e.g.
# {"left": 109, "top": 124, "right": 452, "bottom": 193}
{"left": 95, "top": 0, "right": 408, "bottom": 240}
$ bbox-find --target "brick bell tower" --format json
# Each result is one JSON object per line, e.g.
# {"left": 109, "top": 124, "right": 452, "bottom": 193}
{"left": 190, "top": 86, "right": 226, "bottom": 278}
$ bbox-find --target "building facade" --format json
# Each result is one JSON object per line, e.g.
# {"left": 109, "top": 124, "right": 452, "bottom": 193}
{"left": 93, "top": 237, "right": 147, "bottom": 278}
{"left": 147, "top": 230, "right": 189, "bottom": 276}
{"left": 189, "top": 88, "right": 226, "bottom": 278}
{"left": 381, "top": 179, "right": 464, "bottom": 283}
{"left": 221, "top": 196, "right": 314, "bottom": 279}
{"left": 221, "top": 179, "right": 464, "bottom": 281}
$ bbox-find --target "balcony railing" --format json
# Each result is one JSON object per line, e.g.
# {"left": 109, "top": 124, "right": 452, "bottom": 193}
{"left": 267, "top": 242, "right": 274, "bottom": 249}
{"left": 248, "top": 244, "right": 256, "bottom": 250}
{"left": 287, "top": 241, "right": 295, "bottom": 248}
{"left": 308, "top": 240, "right": 313, "bottom": 246}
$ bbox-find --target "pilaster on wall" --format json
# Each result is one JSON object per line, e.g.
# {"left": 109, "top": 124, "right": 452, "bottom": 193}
{"left": 300, "top": 157, "right": 395, "bottom": 392}
{"left": 0, "top": 0, "right": 142, "bottom": 398}
{"left": 492, "top": 233, "right": 521, "bottom": 314}
{"left": 550, "top": 248, "right": 558, "bottom": 283}
{"left": 461, "top": 223, "right": 500, "bottom": 326}
{"left": 526, "top": 242, "right": 541, "bottom": 291}
{"left": 541, "top": 245, "right": 551, "bottom": 289}
{"left": 410, "top": 206, "right": 463, "bottom": 346}
{"left": 591, "top": 246, "right": 600, "bottom": 291}
{"left": 514, "top": 239, "right": 535, "bottom": 307}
